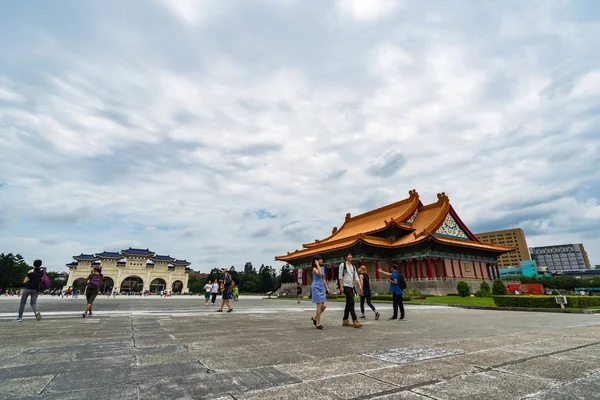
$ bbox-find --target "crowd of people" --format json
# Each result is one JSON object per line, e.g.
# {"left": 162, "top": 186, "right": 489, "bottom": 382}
{"left": 12, "top": 256, "right": 404, "bottom": 327}
{"left": 307, "top": 253, "right": 405, "bottom": 330}
{"left": 202, "top": 269, "right": 238, "bottom": 312}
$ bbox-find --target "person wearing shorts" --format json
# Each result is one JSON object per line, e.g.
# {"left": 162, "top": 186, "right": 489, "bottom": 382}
{"left": 217, "top": 270, "right": 234, "bottom": 313}
{"left": 83, "top": 265, "right": 103, "bottom": 318}
{"left": 204, "top": 280, "right": 212, "bottom": 305}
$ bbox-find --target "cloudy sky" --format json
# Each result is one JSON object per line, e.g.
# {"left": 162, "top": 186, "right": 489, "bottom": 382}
{"left": 1, "top": 0, "right": 599, "bottom": 273}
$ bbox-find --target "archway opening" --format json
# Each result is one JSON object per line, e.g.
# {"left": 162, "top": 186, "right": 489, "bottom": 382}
{"left": 172, "top": 280, "right": 183, "bottom": 294}
{"left": 120, "top": 276, "right": 144, "bottom": 294}
{"left": 101, "top": 277, "right": 115, "bottom": 294}
{"left": 150, "top": 278, "right": 167, "bottom": 294}
{"left": 72, "top": 278, "right": 87, "bottom": 293}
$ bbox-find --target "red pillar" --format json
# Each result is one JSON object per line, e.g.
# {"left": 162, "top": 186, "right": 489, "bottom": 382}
{"left": 375, "top": 260, "right": 380, "bottom": 280}
{"left": 495, "top": 265, "right": 500, "bottom": 280}
{"left": 450, "top": 259, "right": 456, "bottom": 278}
{"left": 293, "top": 268, "right": 297, "bottom": 283}
{"left": 479, "top": 262, "right": 485, "bottom": 280}
{"left": 458, "top": 259, "right": 464, "bottom": 278}
{"left": 426, "top": 257, "right": 432, "bottom": 279}
{"left": 360, "top": 258, "right": 365, "bottom": 266}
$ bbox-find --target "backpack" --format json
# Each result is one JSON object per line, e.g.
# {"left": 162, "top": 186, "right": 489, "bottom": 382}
{"left": 88, "top": 274, "right": 102, "bottom": 290}
{"left": 38, "top": 268, "right": 51, "bottom": 292}
{"left": 398, "top": 274, "right": 407, "bottom": 290}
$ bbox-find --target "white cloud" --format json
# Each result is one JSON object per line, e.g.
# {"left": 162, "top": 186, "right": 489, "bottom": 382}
{"left": 335, "top": 0, "right": 402, "bottom": 22}
{"left": 156, "top": 0, "right": 225, "bottom": 25}
{"left": 0, "top": 0, "right": 599, "bottom": 272}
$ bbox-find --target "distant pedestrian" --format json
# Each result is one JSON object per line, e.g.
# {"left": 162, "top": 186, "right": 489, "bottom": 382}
{"left": 338, "top": 253, "right": 363, "bottom": 328}
{"left": 310, "top": 255, "right": 330, "bottom": 330}
{"left": 296, "top": 284, "right": 302, "bottom": 303}
{"left": 204, "top": 280, "right": 212, "bottom": 305}
{"left": 217, "top": 270, "right": 234, "bottom": 313}
{"left": 233, "top": 285, "right": 239, "bottom": 302}
{"left": 14, "top": 259, "right": 45, "bottom": 322}
{"left": 211, "top": 280, "right": 219, "bottom": 305}
{"left": 378, "top": 263, "right": 405, "bottom": 320}
{"left": 82, "top": 265, "right": 103, "bottom": 318}
{"left": 358, "top": 266, "right": 380, "bottom": 320}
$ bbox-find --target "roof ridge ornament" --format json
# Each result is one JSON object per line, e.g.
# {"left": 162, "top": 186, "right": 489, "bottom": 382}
{"left": 345, "top": 213, "right": 351, "bottom": 221}
{"left": 437, "top": 192, "right": 449, "bottom": 203}
{"left": 332, "top": 227, "right": 338, "bottom": 234}
{"left": 409, "top": 189, "right": 418, "bottom": 198}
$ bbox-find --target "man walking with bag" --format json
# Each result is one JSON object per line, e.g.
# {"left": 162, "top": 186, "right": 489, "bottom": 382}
{"left": 338, "top": 253, "right": 363, "bottom": 328}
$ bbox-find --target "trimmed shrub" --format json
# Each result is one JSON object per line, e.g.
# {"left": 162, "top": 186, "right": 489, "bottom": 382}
{"left": 492, "top": 279, "right": 507, "bottom": 295}
{"left": 457, "top": 281, "right": 470, "bottom": 297}
{"left": 478, "top": 282, "right": 492, "bottom": 298}
{"left": 492, "top": 295, "right": 600, "bottom": 309}
{"left": 371, "top": 294, "right": 412, "bottom": 302}
{"left": 404, "top": 288, "right": 424, "bottom": 298}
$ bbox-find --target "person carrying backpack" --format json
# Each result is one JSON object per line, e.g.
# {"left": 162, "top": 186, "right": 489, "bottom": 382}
{"left": 338, "top": 253, "right": 363, "bottom": 328}
{"left": 378, "top": 263, "right": 405, "bottom": 320}
{"left": 14, "top": 259, "right": 45, "bottom": 322}
{"left": 217, "top": 269, "right": 234, "bottom": 313}
{"left": 82, "top": 265, "right": 103, "bottom": 318}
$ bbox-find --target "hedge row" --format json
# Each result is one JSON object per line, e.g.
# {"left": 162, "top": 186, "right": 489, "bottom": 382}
{"left": 493, "top": 295, "right": 600, "bottom": 309}
{"left": 371, "top": 294, "right": 411, "bottom": 302}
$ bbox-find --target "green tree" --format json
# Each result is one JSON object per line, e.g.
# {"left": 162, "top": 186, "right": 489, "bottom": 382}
{"left": 492, "top": 279, "right": 507, "bottom": 295}
{"left": 188, "top": 276, "right": 205, "bottom": 294}
{"left": 258, "top": 264, "right": 278, "bottom": 293}
{"left": 457, "top": 281, "right": 470, "bottom": 297}
{"left": 0, "top": 253, "right": 31, "bottom": 289}
{"left": 279, "top": 264, "right": 294, "bottom": 284}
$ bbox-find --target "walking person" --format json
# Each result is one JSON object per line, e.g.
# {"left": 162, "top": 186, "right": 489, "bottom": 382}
{"left": 82, "top": 265, "right": 103, "bottom": 318}
{"left": 211, "top": 280, "right": 219, "bottom": 305}
{"left": 358, "top": 265, "right": 380, "bottom": 320}
{"left": 14, "top": 259, "right": 45, "bottom": 322}
{"left": 233, "top": 285, "right": 239, "bottom": 302}
{"left": 378, "top": 263, "right": 405, "bottom": 320}
{"left": 310, "top": 255, "right": 330, "bottom": 330}
{"left": 217, "top": 269, "right": 234, "bottom": 313}
{"left": 204, "top": 280, "right": 212, "bottom": 305}
{"left": 296, "top": 283, "right": 302, "bottom": 303}
{"left": 338, "top": 253, "right": 363, "bottom": 328}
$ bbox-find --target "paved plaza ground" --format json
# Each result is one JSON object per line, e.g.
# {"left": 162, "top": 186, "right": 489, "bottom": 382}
{"left": 0, "top": 296, "right": 599, "bottom": 400}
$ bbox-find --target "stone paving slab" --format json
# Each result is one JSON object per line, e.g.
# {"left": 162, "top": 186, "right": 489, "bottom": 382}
{"left": 1, "top": 297, "right": 600, "bottom": 399}
{"left": 413, "top": 370, "right": 558, "bottom": 400}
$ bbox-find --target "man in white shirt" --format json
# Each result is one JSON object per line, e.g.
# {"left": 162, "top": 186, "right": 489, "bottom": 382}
{"left": 211, "top": 281, "right": 219, "bottom": 305}
{"left": 204, "top": 280, "right": 213, "bottom": 305}
{"left": 338, "top": 253, "right": 363, "bottom": 328}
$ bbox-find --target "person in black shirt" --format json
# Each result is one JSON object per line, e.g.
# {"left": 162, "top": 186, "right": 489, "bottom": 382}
{"left": 358, "top": 265, "right": 380, "bottom": 320}
{"left": 217, "top": 269, "right": 234, "bottom": 313}
{"left": 15, "top": 259, "right": 44, "bottom": 322}
{"left": 296, "top": 284, "right": 303, "bottom": 303}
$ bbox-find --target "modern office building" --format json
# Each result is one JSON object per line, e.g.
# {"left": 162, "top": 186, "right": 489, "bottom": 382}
{"left": 499, "top": 260, "right": 546, "bottom": 279}
{"left": 529, "top": 243, "right": 591, "bottom": 273}
{"left": 474, "top": 228, "right": 530, "bottom": 269}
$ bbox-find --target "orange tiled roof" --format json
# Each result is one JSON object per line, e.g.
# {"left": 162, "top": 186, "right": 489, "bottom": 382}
{"left": 302, "top": 189, "right": 420, "bottom": 248}
{"left": 275, "top": 190, "right": 511, "bottom": 262}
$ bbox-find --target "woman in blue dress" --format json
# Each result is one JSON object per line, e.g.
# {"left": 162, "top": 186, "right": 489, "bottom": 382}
{"left": 310, "top": 254, "right": 330, "bottom": 330}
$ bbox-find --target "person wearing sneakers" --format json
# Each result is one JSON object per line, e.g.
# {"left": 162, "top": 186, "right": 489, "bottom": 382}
{"left": 358, "top": 265, "right": 380, "bottom": 320}
{"left": 310, "top": 255, "right": 330, "bottom": 330}
{"left": 338, "top": 253, "right": 363, "bottom": 328}
{"left": 15, "top": 259, "right": 44, "bottom": 322}
{"left": 204, "top": 280, "right": 212, "bottom": 305}
{"left": 82, "top": 265, "right": 103, "bottom": 318}
{"left": 378, "top": 263, "right": 405, "bottom": 320}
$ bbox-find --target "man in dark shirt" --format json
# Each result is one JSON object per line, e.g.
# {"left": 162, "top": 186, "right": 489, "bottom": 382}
{"left": 15, "top": 259, "right": 44, "bottom": 322}
{"left": 296, "top": 284, "right": 303, "bottom": 303}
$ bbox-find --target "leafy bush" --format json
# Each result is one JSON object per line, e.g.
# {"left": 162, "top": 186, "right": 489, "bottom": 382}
{"left": 493, "top": 295, "right": 600, "bottom": 309}
{"left": 492, "top": 279, "right": 507, "bottom": 295}
{"left": 478, "top": 282, "right": 492, "bottom": 297}
{"left": 457, "top": 281, "right": 470, "bottom": 297}
{"left": 403, "top": 288, "right": 424, "bottom": 298}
